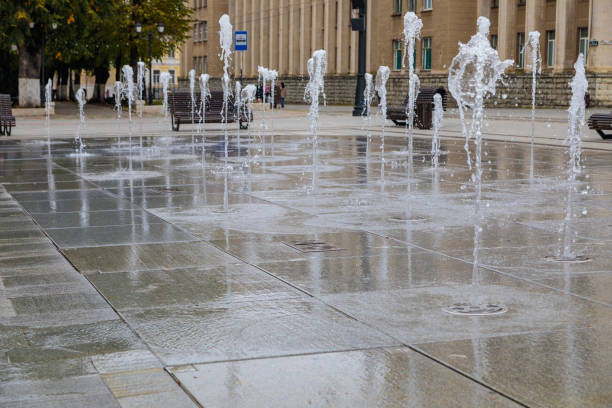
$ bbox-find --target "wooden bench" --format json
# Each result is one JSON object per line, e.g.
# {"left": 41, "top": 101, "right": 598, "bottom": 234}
{"left": 169, "top": 90, "right": 251, "bottom": 131}
{"left": 387, "top": 87, "right": 448, "bottom": 129}
{"left": 588, "top": 112, "right": 612, "bottom": 140}
{"left": 0, "top": 94, "right": 16, "bottom": 136}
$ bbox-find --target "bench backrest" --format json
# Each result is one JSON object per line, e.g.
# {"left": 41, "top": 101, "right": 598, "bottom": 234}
{"left": 169, "top": 91, "right": 235, "bottom": 116}
{"left": 0, "top": 94, "right": 13, "bottom": 117}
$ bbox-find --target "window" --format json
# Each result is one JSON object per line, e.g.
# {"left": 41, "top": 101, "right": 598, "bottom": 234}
{"left": 203, "top": 56, "right": 208, "bottom": 74}
{"left": 168, "top": 46, "right": 175, "bottom": 58}
{"left": 547, "top": 30, "right": 555, "bottom": 66}
{"left": 153, "top": 70, "right": 160, "bottom": 84}
{"left": 203, "top": 21, "right": 208, "bottom": 41}
{"left": 408, "top": 0, "right": 416, "bottom": 11}
{"left": 518, "top": 0, "right": 526, "bottom": 5}
{"left": 193, "top": 57, "right": 198, "bottom": 73}
{"left": 422, "top": 37, "right": 432, "bottom": 70}
{"left": 517, "top": 32, "right": 525, "bottom": 68}
{"left": 204, "top": 0, "right": 208, "bottom": 7}
{"left": 393, "top": 40, "right": 402, "bottom": 70}
{"left": 492, "top": 0, "right": 499, "bottom": 7}
{"left": 578, "top": 27, "right": 588, "bottom": 63}
{"left": 197, "top": 57, "right": 202, "bottom": 74}
{"left": 393, "top": 0, "right": 402, "bottom": 14}
{"left": 193, "top": 0, "right": 197, "bottom": 9}
{"left": 193, "top": 24, "right": 199, "bottom": 42}
{"left": 199, "top": 23, "right": 204, "bottom": 42}
{"left": 491, "top": 34, "right": 498, "bottom": 50}
{"left": 169, "top": 70, "right": 176, "bottom": 84}
{"left": 423, "top": 0, "right": 432, "bottom": 10}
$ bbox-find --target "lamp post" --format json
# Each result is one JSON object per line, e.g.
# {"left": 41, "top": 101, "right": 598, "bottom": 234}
{"left": 351, "top": 0, "right": 367, "bottom": 116}
{"left": 136, "top": 21, "right": 165, "bottom": 105}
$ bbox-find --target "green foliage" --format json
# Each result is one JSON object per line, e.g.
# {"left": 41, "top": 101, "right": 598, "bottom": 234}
{"left": 0, "top": 0, "right": 191, "bottom": 74}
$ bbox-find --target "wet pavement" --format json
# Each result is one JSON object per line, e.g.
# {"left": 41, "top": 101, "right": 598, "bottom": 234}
{"left": 2, "top": 111, "right": 612, "bottom": 407}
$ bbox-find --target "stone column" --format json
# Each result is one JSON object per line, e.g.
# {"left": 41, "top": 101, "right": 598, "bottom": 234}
{"left": 269, "top": 0, "right": 274, "bottom": 68}
{"left": 259, "top": 1, "right": 264, "bottom": 68}
{"left": 289, "top": 0, "right": 295, "bottom": 75}
{"left": 365, "top": 0, "right": 371, "bottom": 73}
{"left": 300, "top": 0, "right": 306, "bottom": 75}
{"left": 524, "top": 0, "right": 545, "bottom": 72}
{"left": 497, "top": 0, "right": 517, "bottom": 62}
{"left": 279, "top": 3, "right": 284, "bottom": 73}
{"left": 311, "top": 0, "right": 317, "bottom": 51}
{"left": 336, "top": 0, "right": 343, "bottom": 73}
{"left": 554, "top": 0, "right": 577, "bottom": 72}
{"left": 588, "top": 0, "right": 612, "bottom": 72}
{"left": 476, "top": 0, "right": 490, "bottom": 19}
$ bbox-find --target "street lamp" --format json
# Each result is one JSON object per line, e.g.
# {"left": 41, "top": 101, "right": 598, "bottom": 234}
{"left": 136, "top": 21, "right": 165, "bottom": 105}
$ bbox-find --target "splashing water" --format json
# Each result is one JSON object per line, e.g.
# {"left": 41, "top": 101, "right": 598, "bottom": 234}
{"left": 432, "top": 93, "right": 444, "bottom": 169}
{"left": 199, "top": 74, "right": 211, "bottom": 163}
{"left": 240, "top": 84, "right": 256, "bottom": 181}
{"left": 75, "top": 88, "right": 86, "bottom": 151}
{"left": 447, "top": 16, "right": 512, "bottom": 306}
{"left": 257, "top": 66, "right": 279, "bottom": 153}
{"left": 114, "top": 81, "right": 123, "bottom": 119}
{"left": 362, "top": 73, "right": 373, "bottom": 156}
{"left": 45, "top": 79, "right": 52, "bottom": 156}
{"left": 448, "top": 16, "right": 513, "bottom": 179}
{"left": 527, "top": 31, "right": 541, "bottom": 182}
{"left": 304, "top": 50, "right": 327, "bottom": 194}
{"left": 235, "top": 81, "right": 243, "bottom": 155}
{"left": 219, "top": 14, "right": 233, "bottom": 165}
{"left": 122, "top": 65, "right": 135, "bottom": 121}
{"left": 44, "top": 79, "right": 52, "bottom": 120}
{"left": 375, "top": 66, "right": 390, "bottom": 182}
{"left": 160, "top": 72, "right": 171, "bottom": 121}
{"left": 402, "top": 12, "right": 422, "bottom": 158}
{"left": 137, "top": 61, "right": 145, "bottom": 101}
{"left": 137, "top": 61, "right": 145, "bottom": 118}
{"left": 241, "top": 84, "right": 257, "bottom": 166}
{"left": 189, "top": 69, "right": 196, "bottom": 126}
{"left": 562, "top": 54, "right": 588, "bottom": 259}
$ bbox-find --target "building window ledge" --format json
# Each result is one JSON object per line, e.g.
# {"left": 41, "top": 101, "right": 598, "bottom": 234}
{"left": 422, "top": 9, "right": 432, "bottom": 13}
{"left": 391, "top": 12, "right": 402, "bottom": 16}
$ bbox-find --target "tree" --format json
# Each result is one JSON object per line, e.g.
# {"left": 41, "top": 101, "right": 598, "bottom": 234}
{"left": 0, "top": 0, "right": 191, "bottom": 106}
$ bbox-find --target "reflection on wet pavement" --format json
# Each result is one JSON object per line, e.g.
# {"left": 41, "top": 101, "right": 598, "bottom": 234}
{"left": 2, "top": 131, "right": 612, "bottom": 407}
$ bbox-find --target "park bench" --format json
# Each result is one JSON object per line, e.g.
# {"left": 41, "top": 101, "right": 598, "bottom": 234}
{"left": 0, "top": 94, "right": 16, "bottom": 136}
{"left": 588, "top": 112, "right": 612, "bottom": 140}
{"left": 387, "top": 87, "right": 448, "bottom": 129}
{"left": 169, "top": 90, "right": 251, "bottom": 131}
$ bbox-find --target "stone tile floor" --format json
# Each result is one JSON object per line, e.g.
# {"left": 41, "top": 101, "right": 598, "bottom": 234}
{"left": 1, "top": 119, "right": 612, "bottom": 407}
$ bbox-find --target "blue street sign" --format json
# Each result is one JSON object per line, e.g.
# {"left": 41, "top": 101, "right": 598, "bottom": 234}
{"left": 235, "top": 31, "right": 248, "bottom": 51}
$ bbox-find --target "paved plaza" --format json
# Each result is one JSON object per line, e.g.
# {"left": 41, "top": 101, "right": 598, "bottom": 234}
{"left": 2, "top": 104, "right": 612, "bottom": 407}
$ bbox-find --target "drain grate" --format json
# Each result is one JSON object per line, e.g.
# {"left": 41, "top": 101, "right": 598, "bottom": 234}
{"left": 282, "top": 240, "right": 344, "bottom": 253}
{"left": 443, "top": 303, "right": 507, "bottom": 316}
{"left": 151, "top": 187, "right": 184, "bottom": 194}
{"left": 546, "top": 255, "right": 591, "bottom": 264}
{"left": 388, "top": 215, "right": 427, "bottom": 222}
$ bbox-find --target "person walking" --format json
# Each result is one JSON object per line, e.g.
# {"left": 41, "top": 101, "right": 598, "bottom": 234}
{"left": 280, "top": 82, "right": 287, "bottom": 108}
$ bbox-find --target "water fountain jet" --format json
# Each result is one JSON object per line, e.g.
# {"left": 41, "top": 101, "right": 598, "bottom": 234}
{"left": 402, "top": 12, "right": 422, "bottom": 159}
{"left": 375, "top": 66, "right": 390, "bottom": 184}
{"left": 304, "top": 50, "right": 327, "bottom": 194}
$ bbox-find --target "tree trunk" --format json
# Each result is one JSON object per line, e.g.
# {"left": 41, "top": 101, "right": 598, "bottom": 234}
{"left": 18, "top": 45, "right": 41, "bottom": 107}
{"left": 93, "top": 66, "right": 110, "bottom": 103}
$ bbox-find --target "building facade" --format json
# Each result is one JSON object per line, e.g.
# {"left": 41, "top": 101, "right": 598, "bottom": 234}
{"left": 181, "top": 0, "right": 612, "bottom": 106}
{"left": 180, "top": 0, "right": 230, "bottom": 80}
